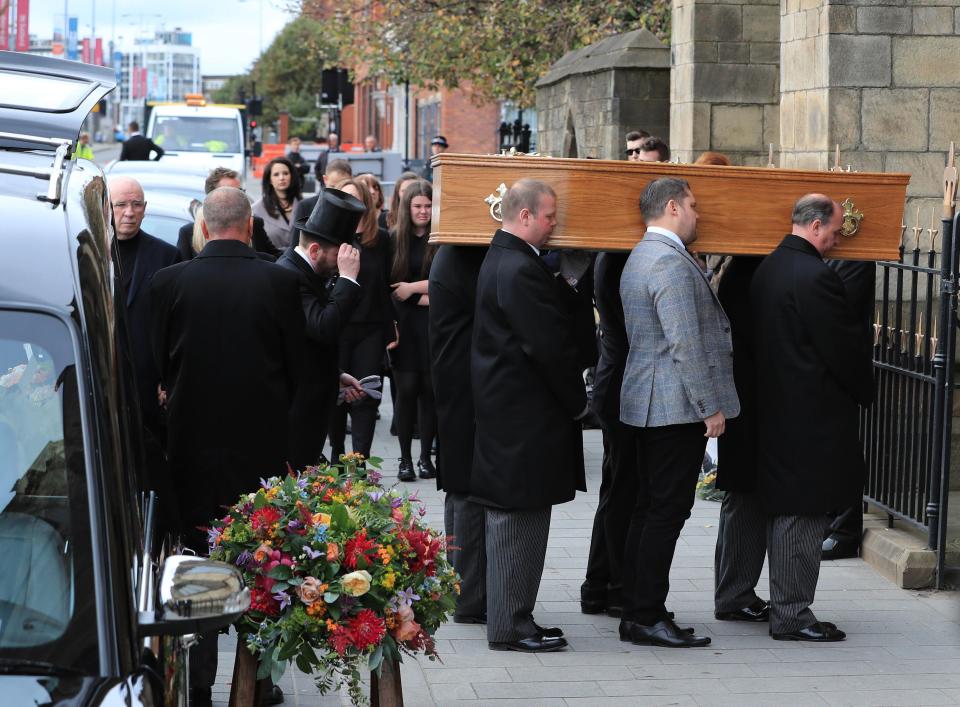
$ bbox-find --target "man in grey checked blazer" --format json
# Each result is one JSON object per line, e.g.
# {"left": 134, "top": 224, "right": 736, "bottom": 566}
{"left": 618, "top": 177, "right": 740, "bottom": 648}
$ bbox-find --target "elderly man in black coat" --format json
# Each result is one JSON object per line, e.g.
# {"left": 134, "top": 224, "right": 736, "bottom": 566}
{"left": 751, "top": 194, "right": 873, "bottom": 642}
{"left": 428, "top": 244, "right": 488, "bottom": 623}
{"left": 277, "top": 188, "right": 366, "bottom": 469}
{"left": 150, "top": 186, "right": 306, "bottom": 704}
{"left": 471, "top": 179, "right": 589, "bottom": 653}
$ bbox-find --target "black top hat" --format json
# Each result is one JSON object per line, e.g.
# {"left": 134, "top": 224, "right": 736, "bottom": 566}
{"left": 431, "top": 135, "right": 449, "bottom": 148}
{"left": 295, "top": 188, "right": 365, "bottom": 245}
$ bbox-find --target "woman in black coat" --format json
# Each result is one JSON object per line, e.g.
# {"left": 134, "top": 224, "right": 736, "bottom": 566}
{"left": 327, "top": 178, "right": 395, "bottom": 460}
{"left": 389, "top": 180, "right": 437, "bottom": 481}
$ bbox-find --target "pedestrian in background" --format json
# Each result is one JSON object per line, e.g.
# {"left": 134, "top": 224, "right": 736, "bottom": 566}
{"left": 389, "top": 179, "right": 437, "bottom": 482}
{"left": 74, "top": 131, "right": 95, "bottom": 161}
{"left": 386, "top": 171, "right": 421, "bottom": 230}
{"left": 253, "top": 156, "right": 303, "bottom": 251}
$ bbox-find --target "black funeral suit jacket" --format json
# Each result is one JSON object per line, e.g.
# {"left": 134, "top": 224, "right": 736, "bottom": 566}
{"left": 276, "top": 246, "right": 362, "bottom": 469}
{"left": 750, "top": 235, "right": 873, "bottom": 515}
{"left": 715, "top": 256, "right": 764, "bottom": 493}
{"left": 120, "top": 133, "right": 164, "bottom": 161}
{"left": 176, "top": 217, "right": 281, "bottom": 262}
{"left": 112, "top": 229, "right": 179, "bottom": 435}
{"left": 150, "top": 239, "right": 305, "bottom": 543}
{"left": 471, "top": 230, "right": 587, "bottom": 509}
{"left": 428, "top": 245, "right": 487, "bottom": 493}
{"left": 590, "top": 252, "right": 629, "bottom": 427}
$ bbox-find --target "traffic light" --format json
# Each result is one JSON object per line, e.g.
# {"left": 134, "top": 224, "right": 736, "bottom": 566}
{"left": 247, "top": 98, "right": 262, "bottom": 116}
{"left": 249, "top": 120, "right": 258, "bottom": 130}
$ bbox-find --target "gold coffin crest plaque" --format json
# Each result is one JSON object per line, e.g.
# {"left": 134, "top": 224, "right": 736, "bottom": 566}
{"left": 429, "top": 154, "right": 910, "bottom": 261}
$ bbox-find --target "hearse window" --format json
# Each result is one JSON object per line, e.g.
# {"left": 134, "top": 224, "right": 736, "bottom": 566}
{"left": 0, "top": 70, "right": 94, "bottom": 112}
{"left": 0, "top": 312, "right": 97, "bottom": 671}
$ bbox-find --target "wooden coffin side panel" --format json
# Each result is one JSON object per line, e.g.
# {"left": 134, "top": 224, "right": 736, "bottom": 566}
{"left": 428, "top": 154, "right": 910, "bottom": 260}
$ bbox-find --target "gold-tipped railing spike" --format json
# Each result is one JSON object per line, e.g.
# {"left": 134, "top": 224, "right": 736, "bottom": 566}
{"left": 943, "top": 141, "right": 957, "bottom": 220}
{"left": 911, "top": 205, "right": 924, "bottom": 250}
{"left": 873, "top": 308, "right": 882, "bottom": 347}
{"left": 915, "top": 311, "right": 924, "bottom": 354}
{"left": 927, "top": 207, "right": 940, "bottom": 253}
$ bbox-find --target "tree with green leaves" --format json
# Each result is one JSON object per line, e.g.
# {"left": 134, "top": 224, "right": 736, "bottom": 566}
{"left": 296, "top": 0, "right": 670, "bottom": 107}
{"left": 214, "top": 16, "right": 336, "bottom": 139}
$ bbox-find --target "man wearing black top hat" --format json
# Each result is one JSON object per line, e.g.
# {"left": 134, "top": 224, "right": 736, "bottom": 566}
{"left": 278, "top": 188, "right": 367, "bottom": 469}
{"left": 422, "top": 135, "right": 449, "bottom": 182}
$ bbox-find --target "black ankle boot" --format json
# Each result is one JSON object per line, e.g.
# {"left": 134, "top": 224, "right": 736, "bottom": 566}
{"left": 397, "top": 458, "right": 416, "bottom": 481}
{"left": 417, "top": 457, "right": 437, "bottom": 479}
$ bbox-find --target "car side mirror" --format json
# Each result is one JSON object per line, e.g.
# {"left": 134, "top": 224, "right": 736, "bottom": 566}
{"left": 138, "top": 555, "right": 250, "bottom": 637}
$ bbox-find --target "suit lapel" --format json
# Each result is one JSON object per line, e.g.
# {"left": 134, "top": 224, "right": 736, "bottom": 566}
{"left": 492, "top": 229, "right": 554, "bottom": 277}
{"left": 642, "top": 231, "right": 724, "bottom": 308}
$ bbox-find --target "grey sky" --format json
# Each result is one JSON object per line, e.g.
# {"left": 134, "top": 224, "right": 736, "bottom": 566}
{"left": 29, "top": 0, "right": 293, "bottom": 74}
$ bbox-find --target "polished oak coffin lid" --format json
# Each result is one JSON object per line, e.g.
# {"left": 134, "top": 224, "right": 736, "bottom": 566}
{"left": 429, "top": 153, "right": 911, "bottom": 261}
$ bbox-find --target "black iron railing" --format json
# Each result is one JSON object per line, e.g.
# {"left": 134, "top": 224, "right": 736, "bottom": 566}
{"left": 862, "top": 212, "right": 957, "bottom": 587}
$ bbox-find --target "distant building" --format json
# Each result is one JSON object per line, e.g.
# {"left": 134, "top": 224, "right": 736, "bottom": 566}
{"left": 118, "top": 28, "right": 201, "bottom": 128}
{"left": 202, "top": 75, "right": 233, "bottom": 101}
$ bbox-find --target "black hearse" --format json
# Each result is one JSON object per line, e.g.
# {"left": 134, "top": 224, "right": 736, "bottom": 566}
{"left": 0, "top": 53, "right": 248, "bottom": 705}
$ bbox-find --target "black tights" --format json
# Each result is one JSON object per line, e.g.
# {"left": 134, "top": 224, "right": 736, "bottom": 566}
{"left": 394, "top": 370, "right": 436, "bottom": 462}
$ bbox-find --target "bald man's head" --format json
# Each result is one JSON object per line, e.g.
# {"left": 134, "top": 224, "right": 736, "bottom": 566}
{"left": 201, "top": 186, "right": 253, "bottom": 243}
{"left": 108, "top": 176, "right": 147, "bottom": 240}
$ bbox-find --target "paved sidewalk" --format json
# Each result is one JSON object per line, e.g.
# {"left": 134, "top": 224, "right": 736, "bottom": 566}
{"left": 212, "top": 395, "right": 960, "bottom": 706}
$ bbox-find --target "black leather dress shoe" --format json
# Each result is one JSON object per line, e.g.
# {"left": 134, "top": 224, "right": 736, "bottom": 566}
{"left": 715, "top": 598, "right": 770, "bottom": 622}
{"left": 262, "top": 684, "right": 284, "bottom": 706}
{"left": 397, "top": 458, "right": 416, "bottom": 482}
{"left": 771, "top": 621, "right": 846, "bottom": 642}
{"left": 822, "top": 535, "right": 859, "bottom": 560}
{"left": 489, "top": 635, "right": 568, "bottom": 652}
{"left": 453, "top": 614, "right": 487, "bottom": 624}
{"left": 417, "top": 457, "right": 437, "bottom": 479}
{"left": 532, "top": 620, "right": 563, "bottom": 638}
{"left": 619, "top": 619, "right": 711, "bottom": 648}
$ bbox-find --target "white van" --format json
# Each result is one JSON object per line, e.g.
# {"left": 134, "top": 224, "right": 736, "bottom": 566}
{"left": 146, "top": 103, "right": 246, "bottom": 180}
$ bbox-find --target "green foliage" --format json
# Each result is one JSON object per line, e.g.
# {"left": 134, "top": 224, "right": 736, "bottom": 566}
{"left": 299, "top": 0, "right": 671, "bottom": 106}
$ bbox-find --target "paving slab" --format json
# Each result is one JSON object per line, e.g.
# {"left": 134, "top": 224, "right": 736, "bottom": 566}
{"left": 209, "top": 394, "right": 959, "bottom": 705}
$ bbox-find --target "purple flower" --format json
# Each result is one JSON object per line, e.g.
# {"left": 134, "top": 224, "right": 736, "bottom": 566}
{"left": 296, "top": 477, "right": 309, "bottom": 489}
{"left": 260, "top": 477, "right": 271, "bottom": 489}
{"left": 302, "top": 546, "right": 322, "bottom": 560}
{"left": 235, "top": 550, "right": 253, "bottom": 568}
{"left": 389, "top": 587, "right": 421, "bottom": 612}
{"left": 273, "top": 590, "right": 292, "bottom": 611}
{"left": 366, "top": 469, "right": 383, "bottom": 484}
{"left": 366, "top": 491, "right": 385, "bottom": 503}
{"left": 390, "top": 497, "right": 404, "bottom": 509}
{"left": 206, "top": 527, "right": 222, "bottom": 553}
{"left": 287, "top": 519, "right": 303, "bottom": 531}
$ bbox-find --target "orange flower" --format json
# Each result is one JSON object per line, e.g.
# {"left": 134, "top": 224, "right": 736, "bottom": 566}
{"left": 326, "top": 542, "right": 339, "bottom": 561}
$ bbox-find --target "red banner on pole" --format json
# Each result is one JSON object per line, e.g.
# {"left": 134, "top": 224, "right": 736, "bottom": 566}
{"left": 0, "top": 0, "right": 10, "bottom": 52}
{"left": 80, "top": 38, "right": 91, "bottom": 63}
{"left": 94, "top": 37, "right": 103, "bottom": 65}
{"left": 14, "top": 0, "right": 28, "bottom": 52}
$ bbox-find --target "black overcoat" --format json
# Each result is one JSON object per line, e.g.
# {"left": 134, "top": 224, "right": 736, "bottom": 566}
{"left": 428, "top": 245, "right": 487, "bottom": 493}
{"left": 276, "top": 247, "right": 362, "bottom": 469}
{"left": 750, "top": 236, "right": 873, "bottom": 515}
{"left": 115, "top": 230, "right": 179, "bottom": 436}
{"left": 714, "top": 256, "right": 763, "bottom": 492}
{"left": 590, "top": 252, "right": 629, "bottom": 428}
{"left": 150, "top": 239, "right": 305, "bottom": 542}
{"left": 470, "top": 230, "right": 587, "bottom": 509}
{"left": 176, "top": 217, "right": 280, "bottom": 261}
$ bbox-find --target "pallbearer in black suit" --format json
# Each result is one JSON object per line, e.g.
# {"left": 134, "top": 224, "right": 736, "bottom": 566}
{"left": 428, "top": 244, "right": 488, "bottom": 624}
{"left": 581, "top": 251, "right": 635, "bottom": 617}
{"left": 119, "top": 120, "right": 164, "bottom": 161}
{"left": 277, "top": 188, "right": 366, "bottom": 469}
{"left": 472, "top": 180, "right": 589, "bottom": 653}
{"left": 712, "top": 256, "right": 771, "bottom": 624}
{"left": 751, "top": 194, "right": 873, "bottom": 642}
{"left": 149, "top": 187, "right": 306, "bottom": 701}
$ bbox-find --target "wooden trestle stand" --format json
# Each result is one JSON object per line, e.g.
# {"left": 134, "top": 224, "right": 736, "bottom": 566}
{"left": 429, "top": 153, "right": 911, "bottom": 261}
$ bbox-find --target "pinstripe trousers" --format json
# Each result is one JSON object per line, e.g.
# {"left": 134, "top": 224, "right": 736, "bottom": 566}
{"left": 714, "top": 491, "right": 767, "bottom": 613}
{"left": 484, "top": 506, "right": 552, "bottom": 643}
{"left": 767, "top": 514, "right": 830, "bottom": 634}
{"left": 445, "top": 492, "right": 487, "bottom": 619}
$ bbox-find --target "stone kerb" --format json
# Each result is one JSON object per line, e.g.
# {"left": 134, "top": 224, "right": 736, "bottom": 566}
{"left": 535, "top": 29, "right": 670, "bottom": 160}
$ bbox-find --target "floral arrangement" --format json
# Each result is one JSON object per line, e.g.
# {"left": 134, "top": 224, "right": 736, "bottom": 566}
{"left": 207, "top": 455, "right": 459, "bottom": 704}
{"left": 695, "top": 455, "right": 725, "bottom": 502}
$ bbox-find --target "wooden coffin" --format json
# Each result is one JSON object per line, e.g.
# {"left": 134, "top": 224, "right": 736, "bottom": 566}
{"left": 429, "top": 153, "right": 911, "bottom": 260}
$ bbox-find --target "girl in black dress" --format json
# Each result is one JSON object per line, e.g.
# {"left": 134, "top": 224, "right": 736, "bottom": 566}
{"left": 389, "top": 180, "right": 437, "bottom": 481}
{"left": 328, "top": 178, "right": 394, "bottom": 459}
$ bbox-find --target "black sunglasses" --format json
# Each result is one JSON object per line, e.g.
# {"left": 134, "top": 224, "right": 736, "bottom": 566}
{"left": 625, "top": 147, "right": 642, "bottom": 156}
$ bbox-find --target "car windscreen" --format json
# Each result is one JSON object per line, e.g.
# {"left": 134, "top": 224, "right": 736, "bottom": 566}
{"left": 0, "top": 312, "right": 98, "bottom": 674}
{"left": 140, "top": 214, "right": 190, "bottom": 247}
{"left": 151, "top": 116, "right": 241, "bottom": 153}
